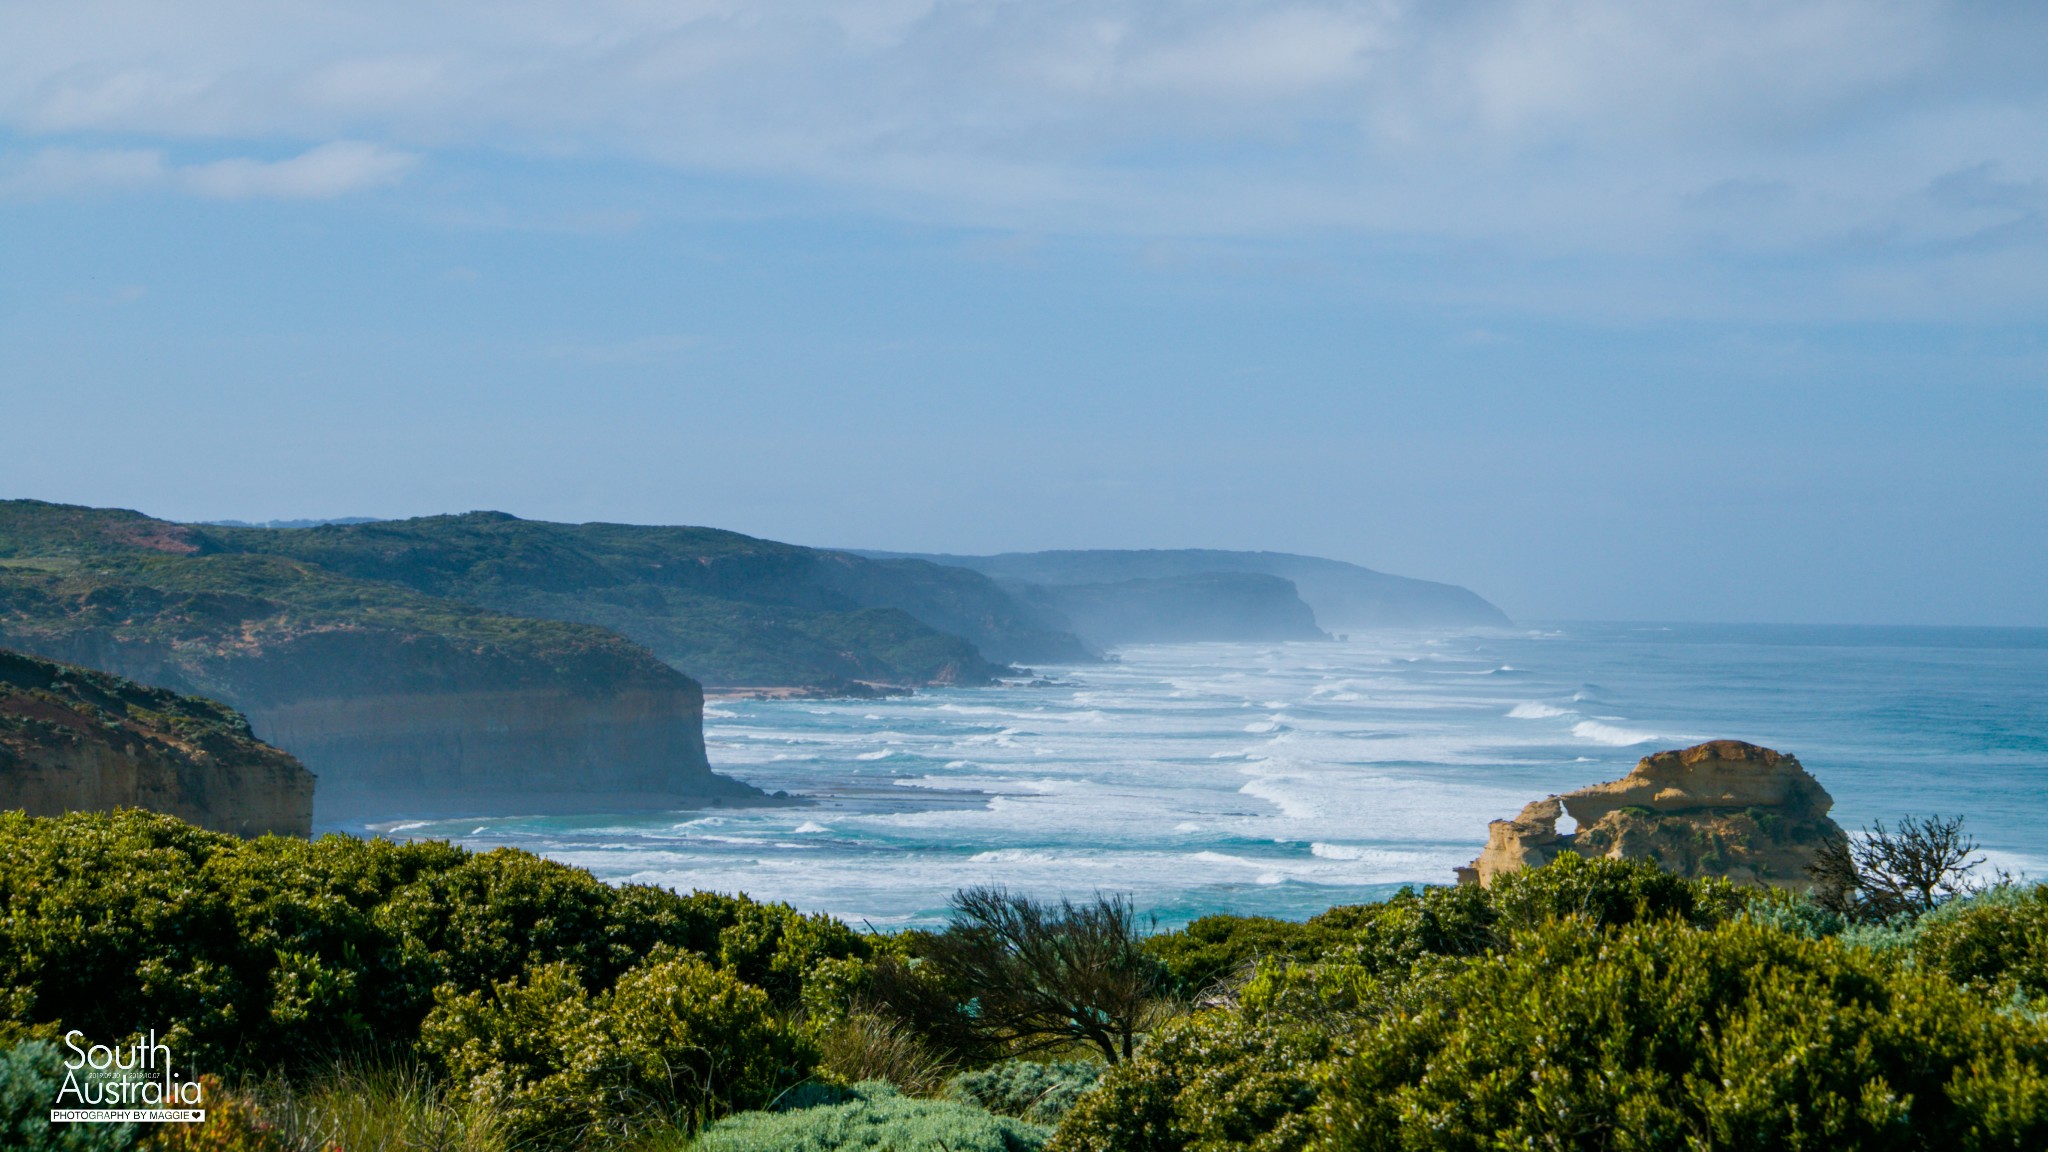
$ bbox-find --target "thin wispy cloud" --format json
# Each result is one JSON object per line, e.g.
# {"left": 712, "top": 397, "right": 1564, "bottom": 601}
{"left": 1, "top": 1, "right": 2043, "bottom": 313}
{"left": 3, "top": 141, "right": 417, "bottom": 200}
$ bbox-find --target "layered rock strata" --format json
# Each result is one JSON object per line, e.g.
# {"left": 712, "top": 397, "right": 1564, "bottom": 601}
{"left": 0, "top": 648, "right": 313, "bottom": 837}
{"left": 1458, "top": 740, "right": 1846, "bottom": 888}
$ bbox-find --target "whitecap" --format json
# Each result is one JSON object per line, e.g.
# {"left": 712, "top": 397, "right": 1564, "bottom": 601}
{"left": 793, "top": 821, "right": 830, "bottom": 834}
{"left": 1508, "top": 702, "right": 1572, "bottom": 719}
{"left": 855, "top": 750, "right": 894, "bottom": 761}
{"left": 1239, "top": 778, "right": 1319, "bottom": 819}
{"left": 1572, "top": 720, "right": 1657, "bottom": 746}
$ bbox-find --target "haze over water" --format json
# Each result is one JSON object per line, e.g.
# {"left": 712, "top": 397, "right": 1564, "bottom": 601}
{"left": 385, "top": 624, "right": 2048, "bottom": 928}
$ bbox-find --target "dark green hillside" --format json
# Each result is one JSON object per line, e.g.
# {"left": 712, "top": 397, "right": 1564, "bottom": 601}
{"left": 0, "top": 501, "right": 749, "bottom": 816}
{"left": 0, "top": 516, "right": 683, "bottom": 705}
{"left": 0, "top": 500, "right": 1091, "bottom": 691}
{"left": 196, "top": 512, "right": 1091, "bottom": 687}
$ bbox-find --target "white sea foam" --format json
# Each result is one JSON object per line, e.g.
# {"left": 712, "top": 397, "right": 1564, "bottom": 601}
{"left": 1238, "top": 777, "right": 1319, "bottom": 819}
{"left": 1572, "top": 720, "right": 1657, "bottom": 746}
{"left": 412, "top": 631, "right": 2045, "bottom": 929}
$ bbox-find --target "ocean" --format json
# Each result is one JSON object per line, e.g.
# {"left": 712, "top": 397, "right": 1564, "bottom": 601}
{"left": 377, "top": 623, "right": 2048, "bottom": 928}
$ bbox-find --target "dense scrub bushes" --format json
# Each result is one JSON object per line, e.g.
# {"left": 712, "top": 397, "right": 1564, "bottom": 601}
{"left": 1053, "top": 853, "right": 2048, "bottom": 1152}
{"left": 422, "top": 951, "right": 812, "bottom": 1145}
{"left": 1320, "top": 917, "right": 2048, "bottom": 1150}
{"left": 0, "top": 809, "right": 868, "bottom": 1144}
{"left": 12, "top": 808, "right": 2048, "bottom": 1150}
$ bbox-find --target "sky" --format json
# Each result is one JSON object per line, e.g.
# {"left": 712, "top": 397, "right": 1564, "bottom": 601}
{"left": 1, "top": 0, "right": 2044, "bottom": 625}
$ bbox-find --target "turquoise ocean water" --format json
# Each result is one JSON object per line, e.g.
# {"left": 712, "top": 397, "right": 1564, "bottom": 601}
{"left": 379, "top": 624, "right": 2048, "bottom": 928}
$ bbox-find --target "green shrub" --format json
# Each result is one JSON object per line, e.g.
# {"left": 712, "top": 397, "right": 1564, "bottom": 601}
{"left": 1315, "top": 883, "right": 1497, "bottom": 977}
{"left": 1737, "top": 885, "right": 1851, "bottom": 940}
{"left": 882, "top": 888, "right": 1165, "bottom": 1065}
{"left": 813, "top": 1012, "right": 951, "bottom": 1096}
{"left": 1320, "top": 917, "right": 2048, "bottom": 1150}
{"left": 1140, "top": 885, "right": 1497, "bottom": 1002}
{"left": 422, "top": 950, "right": 813, "bottom": 1147}
{"left": 1484, "top": 849, "right": 1744, "bottom": 933}
{"left": 682, "top": 1081, "right": 1048, "bottom": 1152}
{"left": 0, "top": 1041, "right": 137, "bottom": 1151}
{"left": 1911, "top": 884, "right": 2048, "bottom": 1006}
{"left": 948, "top": 1060, "right": 1101, "bottom": 1125}
{"left": 1141, "top": 915, "right": 1340, "bottom": 999}
{"left": 1047, "top": 1010, "right": 1335, "bottom": 1152}
{"left": 0, "top": 810, "right": 866, "bottom": 1075}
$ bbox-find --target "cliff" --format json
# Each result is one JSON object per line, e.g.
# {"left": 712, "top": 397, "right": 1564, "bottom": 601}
{"left": 194, "top": 512, "right": 1090, "bottom": 687}
{"left": 0, "top": 502, "right": 758, "bottom": 820}
{"left": 1459, "top": 740, "right": 1847, "bottom": 888}
{"left": 861, "top": 548, "right": 1511, "bottom": 633}
{"left": 0, "top": 647, "right": 312, "bottom": 836}
{"left": 1005, "top": 572, "right": 1328, "bottom": 646}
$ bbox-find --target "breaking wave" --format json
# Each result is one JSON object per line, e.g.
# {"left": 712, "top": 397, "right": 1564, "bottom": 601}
{"left": 1572, "top": 720, "right": 1658, "bottom": 746}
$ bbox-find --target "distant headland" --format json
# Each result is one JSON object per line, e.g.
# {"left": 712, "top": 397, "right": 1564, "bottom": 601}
{"left": 0, "top": 499, "right": 1508, "bottom": 824}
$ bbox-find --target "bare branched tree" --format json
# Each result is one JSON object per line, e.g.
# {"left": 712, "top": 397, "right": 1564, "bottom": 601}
{"left": 1808, "top": 814, "right": 1986, "bottom": 921}
{"left": 899, "top": 886, "right": 1166, "bottom": 1064}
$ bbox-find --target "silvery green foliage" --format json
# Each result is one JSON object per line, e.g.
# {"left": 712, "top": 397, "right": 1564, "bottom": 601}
{"left": 691, "top": 1081, "right": 1048, "bottom": 1152}
{"left": 0, "top": 1042, "right": 137, "bottom": 1152}
{"left": 1735, "top": 888, "right": 1849, "bottom": 940}
{"left": 947, "top": 1060, "right": 1102, "bottom": 1125}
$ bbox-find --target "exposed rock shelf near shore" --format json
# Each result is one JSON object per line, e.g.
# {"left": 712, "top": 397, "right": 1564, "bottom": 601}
{"left": 1459, "top": 740, "right": 1847, "bottom": 888}
{"left": 0, "top": 648, "right": 313, "bottom": 836}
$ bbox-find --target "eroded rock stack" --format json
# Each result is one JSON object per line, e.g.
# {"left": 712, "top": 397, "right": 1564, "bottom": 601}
{"left": 1458, "top": 740, "right": 1846, "bottom": 888}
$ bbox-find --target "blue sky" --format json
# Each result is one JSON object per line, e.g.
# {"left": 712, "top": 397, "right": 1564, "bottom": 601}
{"left": 2, "top": 0, "right": 2044, "bottom": 625}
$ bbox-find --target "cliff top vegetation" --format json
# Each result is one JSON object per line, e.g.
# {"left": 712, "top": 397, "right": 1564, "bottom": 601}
{"left": 196, "top": 510, "right": 1087, "bottom": 686}
{"left": 0, "top": 647, "right": 287, "bottom": 766}
{"left": 0, "top": 502, "right": 695, "bottom": 704}
{"left": 0, "top": 500, "right": 1083, "bottom": 691}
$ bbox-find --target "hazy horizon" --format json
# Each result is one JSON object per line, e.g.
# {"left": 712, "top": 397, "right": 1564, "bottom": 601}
{"left": 5, "top": 1, "right": 2044, "bottom": 627}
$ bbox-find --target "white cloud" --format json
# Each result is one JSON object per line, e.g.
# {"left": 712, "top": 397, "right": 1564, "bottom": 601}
{"left": 180, "top": 141, "right": 416, "bottom": 199}
{"left": 2, "top": 140, "right": 417, "bottom": 200}
{"left": 0, "top": 0, "right": 2043, "bottom": 304}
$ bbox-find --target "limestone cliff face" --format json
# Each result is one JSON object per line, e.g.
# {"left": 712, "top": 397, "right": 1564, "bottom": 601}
{"left": 248, "top": 686, "right": 756, "bottom": 821}
{"left": 0, "top": 505, "right": 766, "bottom": 822}
{"left": 0, "top": 648, "right": 312, "bottom": 837}
{"left": 1460, "top": 740, "right": 1846, "bottom": 888}
{"left": 2, "top": 625, "right": 755, "bottom": 823}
